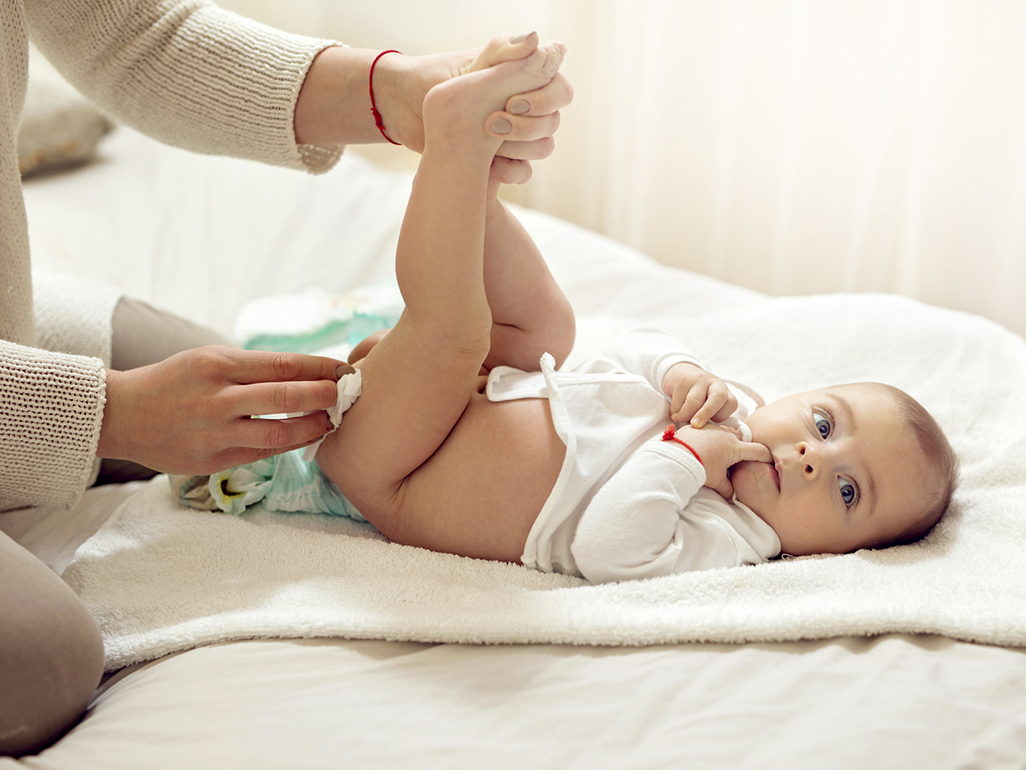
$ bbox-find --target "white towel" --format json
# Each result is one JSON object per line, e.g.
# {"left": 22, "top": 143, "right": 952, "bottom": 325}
{"left": 63, "top": 294, "right": 1026, "bottom": 670}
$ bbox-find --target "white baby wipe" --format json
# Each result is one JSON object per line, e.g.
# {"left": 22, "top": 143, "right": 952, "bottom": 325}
{"left": 302, "top": 368, "right": 363, "bottom": 462}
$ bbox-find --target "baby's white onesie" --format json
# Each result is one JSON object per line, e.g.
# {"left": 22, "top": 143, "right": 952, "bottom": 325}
{"left": 485, "top": 328, "right": 781, "bottom": 583}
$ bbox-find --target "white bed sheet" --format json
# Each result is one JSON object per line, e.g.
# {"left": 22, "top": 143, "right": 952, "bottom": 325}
{"left": 7, "top": 636, "right": 1026, "bottom": 770}
{"left": 6, "top": 128, "right": 1025, "bottom": 768}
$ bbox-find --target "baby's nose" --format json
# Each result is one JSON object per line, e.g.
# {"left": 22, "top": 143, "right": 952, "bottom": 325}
{"left": 797, "top": 441, "right": 819, "bottom": 479}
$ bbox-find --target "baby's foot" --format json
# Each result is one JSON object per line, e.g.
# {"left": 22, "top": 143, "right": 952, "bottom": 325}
{"left": 421, "top": 35, "right": 566, "bottom": 159}
{"left": 466, "top": 32, "right": 542, "bottom": 74}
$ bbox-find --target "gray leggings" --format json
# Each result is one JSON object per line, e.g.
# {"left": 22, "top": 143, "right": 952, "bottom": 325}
{"left": 96, "top": 298, "right": 234, "bottom": 484}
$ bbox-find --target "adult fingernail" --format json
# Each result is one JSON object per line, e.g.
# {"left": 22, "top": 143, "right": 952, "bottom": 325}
{"left": 509, "top": 99, "right": 530, "bottom": 115}
{"left": 491, "top": 117, "right": 512, "bottom": 135}
{"left": 511, "top": 32, "right": 535, "bottom": 44}
{"left": 336, "top": 364, "right": 355, "bottom": 379}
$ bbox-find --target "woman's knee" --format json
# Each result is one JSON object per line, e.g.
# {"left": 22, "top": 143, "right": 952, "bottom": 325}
{"left": 0, "top": 534, "right": 104, "bottom": 756}
{"left": 111, "top": 297, "right": 235, "bottom": 371}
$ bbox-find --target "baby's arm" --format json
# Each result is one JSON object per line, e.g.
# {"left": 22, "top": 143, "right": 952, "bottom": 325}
{"left": 570, "top": 442, "right": 707, "bottom": 582}
{"left": 571, "top": 428, "right": 770, "bottom": 583}
{"left": 594, "top": 328, "right": 703, "bottom": 383}
{"left": 594, "top": 328, "right": 736, "bottom": 425}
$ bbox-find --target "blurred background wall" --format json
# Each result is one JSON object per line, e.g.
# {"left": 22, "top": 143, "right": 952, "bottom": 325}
{"left": 219, "top": 0, "right": 1026, "bottom": 339}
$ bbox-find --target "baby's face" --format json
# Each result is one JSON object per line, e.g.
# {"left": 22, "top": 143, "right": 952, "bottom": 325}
{"left": 730, "top": 383, "right": 929, "bottom": 556}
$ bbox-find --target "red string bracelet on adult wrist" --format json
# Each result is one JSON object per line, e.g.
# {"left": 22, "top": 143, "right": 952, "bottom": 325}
{"left": 369, "top": 50, "right": 402, "bottom": 145}
{"left": 662, "top": 424, "right": 703, "bottom": 465}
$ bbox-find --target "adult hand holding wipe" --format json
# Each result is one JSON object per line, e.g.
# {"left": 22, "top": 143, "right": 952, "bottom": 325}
{"left": 302, "top": 366, "right": 363, "bottom": 462}
{"left": 99, "top": 347, "right": 342, "bottom": 475}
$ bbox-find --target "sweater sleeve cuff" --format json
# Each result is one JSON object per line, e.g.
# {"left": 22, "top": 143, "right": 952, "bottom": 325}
{"left": 1, "top": 342, "right": 106, "bottom": 510}
{"left": 34, "top": 271, "right": 124, "bottom": 367}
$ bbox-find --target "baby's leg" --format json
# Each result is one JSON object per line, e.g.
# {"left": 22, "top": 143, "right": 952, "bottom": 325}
{"left": 349, "top": 191, "right": 576, "bottom": 374}
{"left": 481, "top": 182, "right": 575, "bottom": 371}
{"left": 316, "top": 39, "right": 565, "bottom": 548}
{"left": 346, "top": 40, "right": 575, "bottom": 375}
{"left": 465, "top": 37, "right": 575, "bottom": 371}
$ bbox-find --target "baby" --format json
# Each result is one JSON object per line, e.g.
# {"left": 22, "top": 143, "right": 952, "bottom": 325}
{"left": 183, "top": 35, "right": 959, "bottom": 583}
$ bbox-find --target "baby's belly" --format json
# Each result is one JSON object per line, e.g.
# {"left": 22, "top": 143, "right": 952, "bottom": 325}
{"left": 399, "top": 380, "right": 565, "bottom": 562}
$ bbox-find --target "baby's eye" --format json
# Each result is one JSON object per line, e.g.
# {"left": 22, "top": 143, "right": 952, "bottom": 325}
{"left": 814, "top": 411, "right": 832, "bottom": 439}
{"left": 839, "top": 478, "right": 858, "bottom": 508}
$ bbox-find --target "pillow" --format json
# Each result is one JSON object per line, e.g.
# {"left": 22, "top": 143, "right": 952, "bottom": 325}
{"left": 18, "top": 46, "right": 114, "bottom": 178}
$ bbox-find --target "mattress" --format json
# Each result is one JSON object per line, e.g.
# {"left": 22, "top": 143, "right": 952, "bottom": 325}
{"left": 5, "top": 128, "right": 1026, "bottom": 769}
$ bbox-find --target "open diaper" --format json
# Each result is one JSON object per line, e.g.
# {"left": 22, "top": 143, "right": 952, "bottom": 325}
{"left": 234, "top": 284, "right": 403, "bottom": 359}
{"left": 168, "top": 285, "right": 396, "bottom": 520}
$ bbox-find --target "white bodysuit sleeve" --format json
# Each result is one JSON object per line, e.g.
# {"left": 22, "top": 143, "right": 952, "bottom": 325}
{"left": 595, "top": 327, "right": 704, "bottom": 394}
{"left": 570, "top": 440, "right": 745, "bottom": 583}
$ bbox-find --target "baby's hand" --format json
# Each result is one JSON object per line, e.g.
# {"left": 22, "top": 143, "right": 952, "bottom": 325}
{"left": 667, "top": 423, "right": 771, "bottom": 501}
{"left": 662, "top": 362, "right": 738, "bottom": 428}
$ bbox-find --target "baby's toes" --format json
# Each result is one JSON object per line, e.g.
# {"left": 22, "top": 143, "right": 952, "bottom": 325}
{"left": 531, "top": 41, "right": 567, "bottom": 81}
{"left": 468, "top": 32, "right": 540, "bottom": 73}
{"left": 494, "top": 41, "right": 565, "bottom": 98}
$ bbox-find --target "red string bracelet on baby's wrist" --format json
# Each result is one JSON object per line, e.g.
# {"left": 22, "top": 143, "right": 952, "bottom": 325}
{"left": 369, "top": 50, "right": 402, "bottom": 145}
{"left": 662, "top": 424, "right": 703, "bottom": 465}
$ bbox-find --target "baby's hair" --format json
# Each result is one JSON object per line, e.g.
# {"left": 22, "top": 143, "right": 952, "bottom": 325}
{"left": 874, "top": 384, "right": 959, "bottom": 549}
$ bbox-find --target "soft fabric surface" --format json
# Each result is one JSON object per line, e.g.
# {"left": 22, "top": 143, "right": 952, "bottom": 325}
{"left": 62, "top": 293, "right": 1026, "bottom": 670}
{"left": 27, "top": 636, "right": 1026, "bottom": 770}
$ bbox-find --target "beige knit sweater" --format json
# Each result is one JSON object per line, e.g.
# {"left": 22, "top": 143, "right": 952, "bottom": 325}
{"left": 2, "top": 0, "right": 340, "bottom": 510}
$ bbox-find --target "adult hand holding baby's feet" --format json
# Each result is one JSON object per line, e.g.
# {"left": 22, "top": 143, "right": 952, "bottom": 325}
{"left": 466, "top": 33, "right": 568, "bottom": 184}
{"left": 416, "top": 34, "right": 566, "bottom": 183}
{"left": 360, "top": 34, "right": 571, "bottom": 184}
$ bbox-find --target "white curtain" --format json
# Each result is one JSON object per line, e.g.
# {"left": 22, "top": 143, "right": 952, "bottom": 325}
{"left": 221, "top": 0, "right": 1026, "bottom": 339}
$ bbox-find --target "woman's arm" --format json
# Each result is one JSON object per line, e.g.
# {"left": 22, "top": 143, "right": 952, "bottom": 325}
{"left": 25, "top": 0, "right": 340, "bottom": 171}
{"left": 26, "top": 2, "right": 572, "bottom": 177}
{"left": 295, "top": 43, "right": 574, "bottom": 182}
{"left": 0, "top": 341, "right": 107, "bottom": 510}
